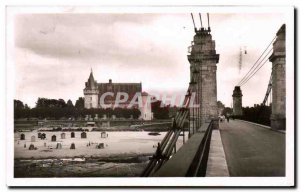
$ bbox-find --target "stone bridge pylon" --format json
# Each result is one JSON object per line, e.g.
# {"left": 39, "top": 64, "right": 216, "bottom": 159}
{"left": 187, "top": 27, "right": 219, "bottom": 129}
{"left": 232, "top": 86, "right": 243, "bottom": 116}
{"left": 269, "top": 24, "right": 286, "bottom": 130}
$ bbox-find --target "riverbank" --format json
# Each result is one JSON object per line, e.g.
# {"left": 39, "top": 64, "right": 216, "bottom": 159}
{"left": 14, "top": 119, "right": 172, "bottom": 131}
{"left": 15, "top": 122, "right": 172, "bottom": 132}
{"left": 14, "top": 131, "right": 187, "bottom": 177}
{"left": 15, "top": 131, "right": 168, "bottom": 159}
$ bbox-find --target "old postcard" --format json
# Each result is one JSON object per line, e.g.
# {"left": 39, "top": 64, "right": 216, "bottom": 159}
{"left": 6, "top": 5, "right": 294, "bottom": 187}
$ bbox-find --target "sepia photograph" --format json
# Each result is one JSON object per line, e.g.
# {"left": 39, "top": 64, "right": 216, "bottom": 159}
{"left": 6, "top": 5, "right": 294, "bottom": 187}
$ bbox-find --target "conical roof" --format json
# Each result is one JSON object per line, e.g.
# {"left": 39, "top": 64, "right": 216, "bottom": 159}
{"left": 87, "top": 69, "right": 97, "bottom": 89}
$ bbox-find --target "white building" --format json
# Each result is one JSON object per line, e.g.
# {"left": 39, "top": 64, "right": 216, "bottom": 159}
{"left": 139, "top": 92, "right": 153, "bottom": 121}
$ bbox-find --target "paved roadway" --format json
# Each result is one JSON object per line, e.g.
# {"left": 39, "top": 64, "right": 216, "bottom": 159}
{"left": 219, "top": 120, "right": 285, "bottom": 176}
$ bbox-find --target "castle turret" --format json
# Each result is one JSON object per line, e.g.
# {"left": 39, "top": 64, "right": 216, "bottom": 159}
{"left": 232, "top": 86, "right": 243, "bottom": 116}
{"left": 84, "top": 69, "right": 99, "bottom": 108}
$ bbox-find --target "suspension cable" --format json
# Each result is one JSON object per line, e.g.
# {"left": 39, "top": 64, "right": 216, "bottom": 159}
{"left": 191, "top": 13, "right": 197, "bottom": 32}
{"left": 199, "top": 13, "right": 203, "bottom": 28}
{"left": 207, "top": 13, "right": 210, "bottom": 27}
{"left": 262, "top": 72, "right": 273, "bottom": 106}
{"left": 237, "top": 36, "right": 276, "bottom": 86}
{"left": 239, "top": 48, "right": 273, "bottom": 86}
{"left": 240, "top": 52, "right": 272, "bottom": 87}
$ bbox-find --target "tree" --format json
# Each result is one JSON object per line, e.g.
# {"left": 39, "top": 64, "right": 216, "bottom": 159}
{"left": 240, "top": 104, "right": 271, "bottom": 126}
{"left": 36, "top": 98, "right": 67, "bottom": 108}
{"left": 24, "top": 104, "right": 30, "bottom": 110}
{"left": 58, "top": 99, "right": 67, "bottom": 108}
{"left": 217, "top": 101, "right": 225, "bottom": 116}
{"left": 75, "top": 97, "right": 85, "bottom": 109}
{"left": 217, "top": 101, "right": 225, "bottom": 109}
{"left": 222, "top": 107, "right": 233, "bottom": 116}
{"left": 36, "top": 98, "right": 47, "bottom": 108}
{"left": 14, "top": 97, "right": 143, "bottom": 120}
{"left": 151, "top": 100, "right": 170, "bottom": 119}
{"left": 14, "top": 100, "right": 24, "bottom": 109}
{"left": 67, "top": 99, "right": 74, "bottom": 108}
{"left": 14, "top": 100, "right": 31, "bottom": 119}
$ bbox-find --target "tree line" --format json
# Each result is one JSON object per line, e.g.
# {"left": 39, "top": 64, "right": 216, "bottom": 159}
{"left": 14, "top": 97, "right": 171, "bottom": 120}
{"left": 229, "top": 104, "right": 271, "bottom": 126}
{"left": 217, "top": 100, "right": 271, "bottom": 126}
{"left": 14, "top": 97, "right": 140, "bottom": 120}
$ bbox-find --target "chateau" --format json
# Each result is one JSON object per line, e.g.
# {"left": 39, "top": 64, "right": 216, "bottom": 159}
{"left": 83, "top": 70, "right": 153, "bottom": 120}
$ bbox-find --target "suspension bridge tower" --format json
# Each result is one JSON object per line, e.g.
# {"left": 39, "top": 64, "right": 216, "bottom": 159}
{"left": 232, "top": 86, "right": 243, "bottom": 116}
{"left": 269, "top": 24, "right": 286, "bottom": 130}
{"left": 188, "top": 14, "right": 219, "bottom": 128}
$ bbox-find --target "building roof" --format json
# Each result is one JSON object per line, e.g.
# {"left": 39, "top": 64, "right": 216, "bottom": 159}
{"left": 85, "top": 69, "right": 97, "bottom": 89}
{"left": 84, "top": 71, "right": 142, "bottom": 105}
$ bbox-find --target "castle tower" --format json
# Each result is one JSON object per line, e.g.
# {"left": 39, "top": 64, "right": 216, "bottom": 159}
{"left": 269, "top": 24, "right": 286, "bottom": 130}
{"left": 83, "top": 69, "right": 99, "bottom": 109}
{"left": 188, "top": 27, "right": 219, "bottom": 128}
{"left": 232, "top": 86, "right": 243, "bottom": 116}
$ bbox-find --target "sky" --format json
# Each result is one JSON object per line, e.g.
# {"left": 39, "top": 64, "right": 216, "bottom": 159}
{"left": 13, "top": 12, "right": 286, "bottom": 108}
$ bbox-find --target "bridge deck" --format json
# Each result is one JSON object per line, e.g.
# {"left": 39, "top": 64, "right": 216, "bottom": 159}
{"left": 219, "top": 120, "right": 285, "bottom": 176}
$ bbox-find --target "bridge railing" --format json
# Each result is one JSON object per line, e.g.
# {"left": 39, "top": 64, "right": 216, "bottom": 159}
{"left": 140, "top": 84, "right": 215, "bottom": 177}
{"left": 152, "top": 120, "right": 214, "bottom": 177}
{"left": 140, "top": 108, "right": 189, "bottom": 177}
